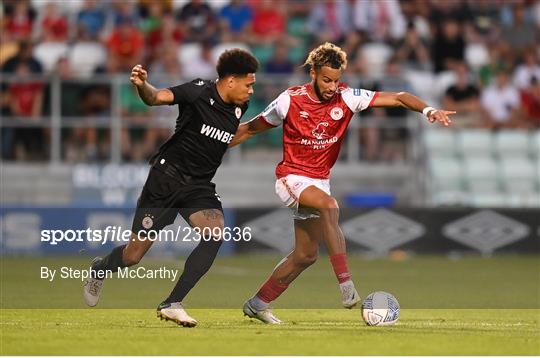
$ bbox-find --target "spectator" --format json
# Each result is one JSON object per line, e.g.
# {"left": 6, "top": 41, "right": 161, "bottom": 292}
{"left": 513, "top": 50, "right": 540, "bottom": 90}
{"left": 502, "top": 3, "right": 537, "bottom": 59}
{"left": 250, "top": 0, "right": 286, "bottom": 44}
{"left": 1, "top": 40, "right": 43, "bottom": 160}
{"left": 139, "top": 0, "right": 164, "bottom": 35}
{"left": 149, "top": 44, "right": 181, "bottom": 76}
{"left": 176, "top": 0, "right": 217, "bottom": 43}
{"left": 106, "top": 17, "right": 144, "bottom": 71}
{"left": 520, "top": 77, "right": 540, "bottom": 128}
{"left": 353, "top": 0, "right": 406, "bottom": 42}
{"left": 219, "top": 0, "right": 253, "bottom": 42}
{"left": 341, "top": 31, "right": 365, "bottom": 63}
{"left": 2, "top": 40, "right": 42, "bottom": 74}
{"left": 34, "top": 2, "right": 69, "bottom": 42}
{"left": 147, "top": 44, "right": 180, "bottom": 154}
{"left": 478, "top": 43, "right": 508, "bottom": 87}
{"left": 138, "top": 0, "right": 173, "bottom": 18}
{"left": 442, "top": 62, "right": 483, "bottom": 128}
{"left": 399, "top": 0, "right": 430, "bottom": 40}
{"left": 346, "top": 46, "right": 368, "bottom": 75}
{"left": 60, "top": 58, "right": 110, "bottom": 162}
{"left": 187, "top": 41, "right": 216, "bottom": 79}
{"left": 6, "top": 62, "right": 46, "bottom": 160}
{"left": 394, "top": 22, "right": 430, "bottom": 71}
{"left": 120, "top": 82, "right": 149, "bottom": 161}
{"left": 307, "top": 0, "right": 352, "bottom": 43}
{"left": 2, "top": 0, "right": 36, "bottom": 41}
{"left": 265, "top": 41, "right": 294, "bottom": 74}
{"left": 109, "top": 0, "right": 140, "bottom": 26}
{"left": 481, "top": 67, "right": 523, "bottom": 129}
{"left": 7, "top": 62, "right": 43, "bottom": 118}
{"left": 76, "top": 0, "right": 106, "bottom": 40}
{"left": 431, "top": 17, "right": 465, "bottom": 73}
{"left": 464, "top": 0, "right": 501, "bottom": 44}
{"left": 377, "top": 58, "right": 414, "bottom": 162}
{"left": 146, "top": 13, "right": 183, "bottom": 64}
{"left": 429, "top": 0, "right": 469, "bottom": 25}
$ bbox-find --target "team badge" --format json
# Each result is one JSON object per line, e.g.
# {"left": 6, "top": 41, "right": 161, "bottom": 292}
{"left": 235, "top": 107, "right": 242, "bottom": 119}
{"left": 142, "top": 214, "right": 154, "bottom": 229}
{"left": 330, "top": 107, "right": 343, "bottom": 120}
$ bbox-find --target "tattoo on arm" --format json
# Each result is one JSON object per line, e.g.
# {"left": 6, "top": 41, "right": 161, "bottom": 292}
{"left": 136, "top": 82, "right": 158, "bottom": 106}
{"left": 202, "top": 209, "right": 222, "bottom": 220}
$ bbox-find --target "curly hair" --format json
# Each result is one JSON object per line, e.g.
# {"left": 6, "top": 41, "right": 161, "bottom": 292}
{"left": 216, "top": 48, "right": 259, "bottom": 78}
{"left": 303, "top": 42, "right": 347, "bottom": 71}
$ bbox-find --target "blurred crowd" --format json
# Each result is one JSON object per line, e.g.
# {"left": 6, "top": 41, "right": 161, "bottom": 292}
{"left": 1, "top": 0, "right": 539, "bottom": 162}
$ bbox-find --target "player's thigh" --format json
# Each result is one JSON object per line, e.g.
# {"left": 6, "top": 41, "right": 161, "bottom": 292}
{"left": 130, "top": 169, "right": 180, "bottom": 248}
{"left": 299, "top": 185, "right": 339, "bottom": 210}
{"left": 187, "top": 209, "right": 225, "bottom": 239}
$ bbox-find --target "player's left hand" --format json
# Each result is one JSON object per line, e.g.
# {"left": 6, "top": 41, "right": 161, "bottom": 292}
{"left": 427, "top": 109, "right": 455, "bottom": 127}
{"left": 130, "top": 64, "right": 148, "bottom": 87}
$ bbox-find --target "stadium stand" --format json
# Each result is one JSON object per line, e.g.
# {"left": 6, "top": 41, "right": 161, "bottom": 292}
{"left": 1, "top": 0, "right": 539, "bottom": 208}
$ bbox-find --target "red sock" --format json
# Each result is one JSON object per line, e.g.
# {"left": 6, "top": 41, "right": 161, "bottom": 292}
{"left": 330, "top": 253, "right": 352, "bottom": 283}
{"left": 256, "top": 276, "right": 289, "bottom": 303}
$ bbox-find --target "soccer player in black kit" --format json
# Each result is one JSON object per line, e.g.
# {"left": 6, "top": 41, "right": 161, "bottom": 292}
{"left": 83, "top": 49, "right": 259, "bottom": 327}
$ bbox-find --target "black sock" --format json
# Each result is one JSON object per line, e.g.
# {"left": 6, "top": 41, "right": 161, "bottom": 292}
{"left": 92, "top": 244, "right": 127, "bottom": 278}
{"left": 163, "top": 239, "right": 222, "bottom": 304}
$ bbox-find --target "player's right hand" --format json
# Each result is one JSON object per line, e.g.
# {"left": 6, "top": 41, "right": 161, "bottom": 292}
{"left": 130, "top": 64, "right": 147, "bottom": 87}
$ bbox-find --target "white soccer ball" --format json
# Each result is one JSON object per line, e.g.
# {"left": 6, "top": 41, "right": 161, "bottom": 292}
{"left": 361, "top": 291, "right": 400, "bottom": 326}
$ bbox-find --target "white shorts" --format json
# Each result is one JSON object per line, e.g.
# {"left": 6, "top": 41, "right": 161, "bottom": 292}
{"left": 275, "top": 174, "right": 331, "bottom": 220}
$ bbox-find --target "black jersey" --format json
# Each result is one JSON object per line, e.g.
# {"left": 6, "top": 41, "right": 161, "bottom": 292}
{"left": 150, "top": 79, "right": 248, "bottom": 184}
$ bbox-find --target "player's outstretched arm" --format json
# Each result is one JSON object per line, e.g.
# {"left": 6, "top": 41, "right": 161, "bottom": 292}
{"left": 371, "top": 91, "right": 455, "bottom": 126}
{"left": 229, "top": 116, "right": 274, "bottom": 147}
{"left": 130, "top": 64, "right": 174, "bottom": 106}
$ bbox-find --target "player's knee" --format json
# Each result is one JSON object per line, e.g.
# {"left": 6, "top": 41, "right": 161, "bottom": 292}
{"left": 321, "top": 197, "right": 339, "bottom": 210}
{"left": 318, "top": 197, "right": 339, "bottom": 220}
{"left": 294, "top": 251, "right": 318, "bottom": 267}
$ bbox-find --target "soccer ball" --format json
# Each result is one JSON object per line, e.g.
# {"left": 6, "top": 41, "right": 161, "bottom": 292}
{"left": 361, "top": 291, "right": 400, "bottom": 326}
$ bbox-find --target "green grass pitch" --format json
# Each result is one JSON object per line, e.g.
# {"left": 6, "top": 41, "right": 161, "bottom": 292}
{"left": 1, "top": 254, "right": 539, "bottom": 355}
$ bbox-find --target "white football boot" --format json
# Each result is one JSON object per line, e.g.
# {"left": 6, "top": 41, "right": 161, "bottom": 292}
{"left": 157, "top": 302, "right": 198, "bottom": 327}
{"left": 243, "top": 300, "right": 282, "bottom": 324}
{"left": 340, "top": 280, "right": 361, "bottom": 309}
{"left": 83, "top": 257, "right": 104, "bottom": 307}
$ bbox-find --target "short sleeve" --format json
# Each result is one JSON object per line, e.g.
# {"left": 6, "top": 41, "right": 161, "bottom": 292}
{"left": 341, "top": 87, "right": 378, "bottom": 113}
{"left": 260, "top": 91, "right": 290, "bottom": 127}
{"left": 168, "top": 79, "right": 206, "bottom": 105}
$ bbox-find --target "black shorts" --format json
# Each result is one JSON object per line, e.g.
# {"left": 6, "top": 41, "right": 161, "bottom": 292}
{"left": 131, "top": 168, "right": 222, "bottom": 236}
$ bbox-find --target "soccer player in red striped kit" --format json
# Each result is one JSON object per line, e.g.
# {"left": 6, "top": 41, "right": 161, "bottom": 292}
{"left": 230, "top": 42, "right": 455, "bottom": 324}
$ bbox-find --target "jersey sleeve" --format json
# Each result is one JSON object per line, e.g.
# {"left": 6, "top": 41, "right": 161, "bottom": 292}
{"left": 168, "top": 79, "right": 206, "bottom": 105}
{"left": 259, "top": 91, "right": 290, "bottom": 127}
{"left": 341, "top": 87, "right": 378, "bottom": 113}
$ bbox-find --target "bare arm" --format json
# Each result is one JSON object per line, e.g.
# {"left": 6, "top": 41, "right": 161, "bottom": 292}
{"left": 130, "top": 64, "right": 174, "bottom": 106}
{"left": 229, "top": 116, "right": 274, "bottom": 147}
{"left": 372, "top": 91, "right": 455, "bottom": 126}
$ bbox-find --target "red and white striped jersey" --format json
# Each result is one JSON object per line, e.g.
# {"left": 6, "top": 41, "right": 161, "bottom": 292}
{"left": 260, "top": 83, "right": 378, "bottom": 179}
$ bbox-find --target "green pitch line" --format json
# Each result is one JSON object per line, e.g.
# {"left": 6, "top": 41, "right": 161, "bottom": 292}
{"left": 1, "top": 309, "right": 538, "bottom": 355}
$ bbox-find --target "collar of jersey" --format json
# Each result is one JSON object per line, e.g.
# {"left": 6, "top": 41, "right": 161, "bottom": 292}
{"left": 211, "top": 81, "right": 236, "bottom": 108}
